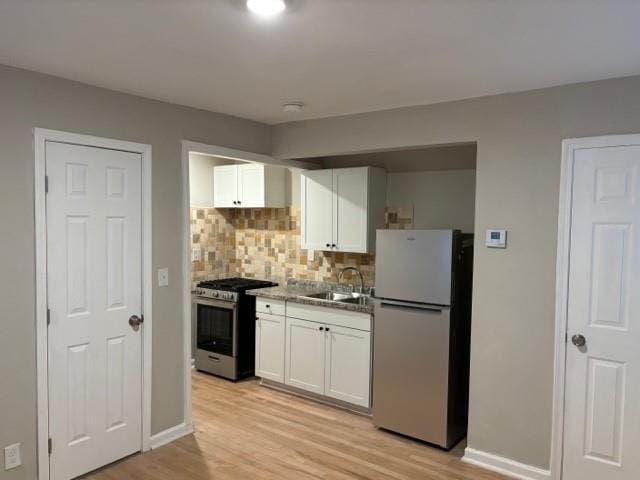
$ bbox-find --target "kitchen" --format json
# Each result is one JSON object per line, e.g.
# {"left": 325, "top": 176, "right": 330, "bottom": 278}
{"left": 189, "top": 142, "right": 477, "bottom": 450}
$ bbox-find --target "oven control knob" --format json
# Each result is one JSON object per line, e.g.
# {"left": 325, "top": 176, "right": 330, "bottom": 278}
{"left": 211, "top": 291, "right": 219, "bottom": 298}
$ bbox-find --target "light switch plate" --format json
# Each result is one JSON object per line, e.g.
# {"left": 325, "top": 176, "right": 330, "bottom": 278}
{"left": 158, "top": 268, "right": 169, "bottom": 287}
{"left": 4, "top": 443, "right": 21, "bottom": 470}
{"left": 486, "top": 229, "right": 507, "bottom": 248}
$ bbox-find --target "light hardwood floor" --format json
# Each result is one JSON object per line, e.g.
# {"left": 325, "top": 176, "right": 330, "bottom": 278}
{"left": 86, "top": 371, "right": 506, "bottom": 479}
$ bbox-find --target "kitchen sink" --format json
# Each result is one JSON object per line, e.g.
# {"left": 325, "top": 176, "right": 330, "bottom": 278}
{"left": 300, "top": 291, "right": 370, "bottom": 305}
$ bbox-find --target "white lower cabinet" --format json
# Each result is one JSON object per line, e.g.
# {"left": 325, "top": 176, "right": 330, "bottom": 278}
{"left": 284, "top": 309, "right": 372, "bottom": 408}
{"left": 324, "top": 325, "right": 371, "bottom": 407}
{"left": 284, "top": 318, "right": 326, "bottom": 395}
{"left": 255, "top": 312, "right": 285, "bottom": 383}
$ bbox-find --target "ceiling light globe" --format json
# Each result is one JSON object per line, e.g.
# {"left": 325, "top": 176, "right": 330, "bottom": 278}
{"left": 246, "top": 0, "right": 286, "bottom": 16}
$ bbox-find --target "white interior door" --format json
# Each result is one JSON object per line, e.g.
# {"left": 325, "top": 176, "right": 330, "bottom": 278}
{"left": 213, "top": 164, "right": 238, "bottom": 207}
{"left": 46, "top": 141, "right": 143, "bottom": 480}
{"left": 301, "top": 169, "right": 334, "bottom": 251}
{"left": 563, "top": 141, "right": 640, "bottom": 480}
{"left": 333, "top": 167, "right": 368, "bottom": 253}
{"left": 238, "top": 163, "right": 265, "bottom": 207}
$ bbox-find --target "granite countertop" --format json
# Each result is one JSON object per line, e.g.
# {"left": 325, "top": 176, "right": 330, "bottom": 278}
{"left": 246, "top": 279, "right": 374, "bottom": 314}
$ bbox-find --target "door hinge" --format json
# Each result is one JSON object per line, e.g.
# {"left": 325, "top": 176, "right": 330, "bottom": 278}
{"left": 47, "top": 308, "right": 51, "bottom": 326}
{"left": 48, "top": 438, "right": 52, "bottom": 455}
{"left": 45, "top": 175, "right": 49, "bottom": 193}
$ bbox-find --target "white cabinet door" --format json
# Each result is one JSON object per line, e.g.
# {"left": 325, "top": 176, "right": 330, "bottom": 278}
{"left": 255, "top": 312, "right": 285, "bottom": 383}
{"left": 333, "top": 167, "right": 368, "bottom": 253}
{"left": 285, "top": 317, "right": 325, "bottom": 395}
{"left": 301, "top": 169, "right": 334, "bottom": 251}
{"left": 213, "top": 165, "right": 238, "bottom": 207}
{"left": 238, "top": 163, "right": 265, "bottom": 207}
{"left": 324, "top": 325, "right": 371, "bottom": 407}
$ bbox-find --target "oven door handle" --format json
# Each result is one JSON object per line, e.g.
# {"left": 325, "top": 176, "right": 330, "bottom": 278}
{"left": 193, "top": 297, "right": 237, "bottom": 310}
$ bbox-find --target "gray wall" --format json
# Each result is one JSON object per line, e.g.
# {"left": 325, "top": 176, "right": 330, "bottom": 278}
{"left": 387, "top": 170, "right": 476, "bottom": 233}
{"left": 272, "top": 75, "right": 640, "bottom": 469}
{"left": 0, "top": 64, "right": 271, "bottom": 480}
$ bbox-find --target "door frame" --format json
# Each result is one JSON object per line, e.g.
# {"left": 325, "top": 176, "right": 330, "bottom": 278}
{"left": 180, "top": 140, "right": 319, "bottom": 428}
{"left": 551, "top": 133, "right": 640, "bottom": 480}
{"left": 34, "top": 128, "right": 153, "bottom": 480}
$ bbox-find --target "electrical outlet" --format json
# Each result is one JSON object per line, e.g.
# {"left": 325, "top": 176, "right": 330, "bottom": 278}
{"left": 157, "top": 268, "right": 169, "bottom": 287}
{"left": 4, "top": 443, "right": 21, "bottom": 470}
{"left": 307, "top": 249, "right": 315, "bottom": 262}
{"left": 191, "top": 247, "right": 202, "bottom": 262}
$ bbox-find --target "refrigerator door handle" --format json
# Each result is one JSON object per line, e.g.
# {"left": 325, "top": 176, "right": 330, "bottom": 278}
{"left": 379, "top": 300, "right": 444, "bottom": 313}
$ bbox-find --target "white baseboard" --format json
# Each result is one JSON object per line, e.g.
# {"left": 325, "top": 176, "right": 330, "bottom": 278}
{"left": 150, "top": 422, "right": 193, "bottom": 450}
{"left": 463, "top": 447, "right": 551, "bottom": 480}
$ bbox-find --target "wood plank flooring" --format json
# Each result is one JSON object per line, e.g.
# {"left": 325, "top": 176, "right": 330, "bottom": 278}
{"left": 86, "top": 371, "right": 506, "bottom": 479}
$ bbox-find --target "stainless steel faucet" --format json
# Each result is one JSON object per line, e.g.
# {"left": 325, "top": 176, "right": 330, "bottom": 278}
{"left": 337, "top": 267, "right": 365, "bottom": 293}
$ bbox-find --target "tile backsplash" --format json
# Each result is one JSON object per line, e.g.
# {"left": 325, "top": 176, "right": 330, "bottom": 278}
{"left": 191, "top": 205, "right": 413, "bottom": 289}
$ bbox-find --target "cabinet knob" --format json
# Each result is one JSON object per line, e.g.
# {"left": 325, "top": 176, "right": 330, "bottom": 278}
{"left": 318, "top": 326, "right": 324, "bottom": 331}
{"left": 325, "top": 327, "right": 330, "bottom": 332}
{"left": 326, "top": 243, "right": 330, "bottom": 248}
{"left": 332, "top": 244, "right": 337, "bottom": 248}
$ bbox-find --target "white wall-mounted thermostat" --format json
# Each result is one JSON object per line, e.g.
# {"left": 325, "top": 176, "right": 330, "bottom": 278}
{"left": 486, "top": 229, "right": 507, "bottom": 248}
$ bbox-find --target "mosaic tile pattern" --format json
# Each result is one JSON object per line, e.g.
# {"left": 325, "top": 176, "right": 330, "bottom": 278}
{"left": 190, "top": 208, "right": 237, "bottom": 287}
{"left": 190, "top": 205, "right": 414, "bottom": 289}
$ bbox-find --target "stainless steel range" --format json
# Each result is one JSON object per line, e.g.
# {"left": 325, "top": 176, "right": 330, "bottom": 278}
{"left": 193, "top": 278, "right": 276, "bottom": 380}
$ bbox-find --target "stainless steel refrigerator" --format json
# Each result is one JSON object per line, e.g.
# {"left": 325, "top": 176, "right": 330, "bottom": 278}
{"left": 372, "top": 229, "right": 473, "bottom": 449}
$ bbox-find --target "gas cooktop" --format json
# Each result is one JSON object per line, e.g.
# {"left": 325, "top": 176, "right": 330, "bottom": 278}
{"left": 195, "top": 277, "right": 277, "bottom": 301}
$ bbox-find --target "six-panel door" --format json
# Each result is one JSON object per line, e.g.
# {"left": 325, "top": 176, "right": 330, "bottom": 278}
{"left": 255, "top": 312, "right": 285, "bottom": 383}
{"left": 563, "top": 144, "right": 640, "bottom": 480}
{"left": 46, "top": 142, "right": 143, "bottom": 480}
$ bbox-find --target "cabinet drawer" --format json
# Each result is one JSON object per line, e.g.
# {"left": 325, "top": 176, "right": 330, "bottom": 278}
{"left": 256, "top": 298, "right": 285, "bottom": 316}
{"left": 286, "top": 302, "right": 371, "bottom": 332}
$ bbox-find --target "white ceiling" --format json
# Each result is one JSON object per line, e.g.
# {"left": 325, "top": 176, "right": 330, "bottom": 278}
{"left": 1, "top": 0, "right": 639, "bottom": 124}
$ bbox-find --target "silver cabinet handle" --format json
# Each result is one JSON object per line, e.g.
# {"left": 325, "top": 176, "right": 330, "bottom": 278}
{"left": 571, "top": 334, "right": 586, "bottom": 347}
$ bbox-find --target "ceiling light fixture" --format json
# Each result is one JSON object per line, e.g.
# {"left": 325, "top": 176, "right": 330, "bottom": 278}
{"left": 246, "top": 0, "right": 286, "bottom": 16}
{"left": 283, "top": 102, "right": 304, "bottom": 114}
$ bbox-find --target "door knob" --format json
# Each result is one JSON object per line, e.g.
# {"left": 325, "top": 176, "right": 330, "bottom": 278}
{"left": 571, "top": 334, "right": 586, "bottom": 347}
{"left": 129, "top": 315, "right": 144, "bottom": 328}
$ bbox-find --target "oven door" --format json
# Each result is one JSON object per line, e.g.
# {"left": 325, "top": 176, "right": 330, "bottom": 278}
{"left": 195, "top": 298, "right": 237, "bottom": 357}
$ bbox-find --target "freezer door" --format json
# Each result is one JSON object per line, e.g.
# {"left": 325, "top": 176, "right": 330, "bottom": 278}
{"left": 372, "top": 299, "right": 451, "bottom": 447}
{"left": 375, "top": 229, "right": 453, "bottom": 305}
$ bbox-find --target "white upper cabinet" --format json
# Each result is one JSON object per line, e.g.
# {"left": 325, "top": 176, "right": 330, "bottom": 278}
{"left": 213, "top": 163, "right": 285, "bottom": 208}
{"left": 238, "top": 163, "right": 265, "bottom": 207}
{"left": 212, "top": 164, "right": 238, "bottom": 207}
{"left": 300, "top": 169, "right": 334, "bottom": 250}
{"left": 301, "top": 166, "right": 386, "bottom": 253}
